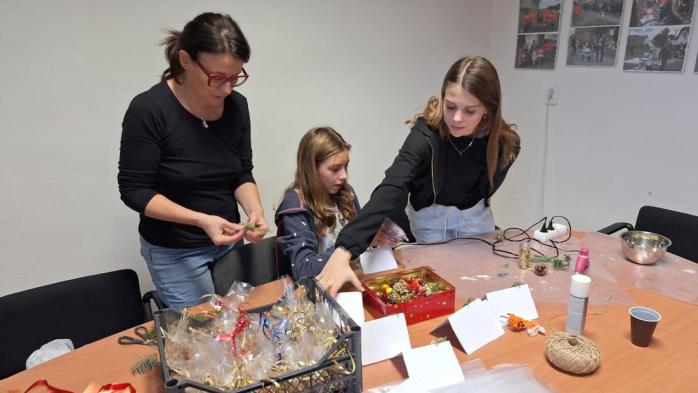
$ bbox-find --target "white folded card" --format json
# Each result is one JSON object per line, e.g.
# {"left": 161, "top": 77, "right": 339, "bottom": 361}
{"left": 361, "top": 313, "right": 411, "bottom": 366}
{"left": 433, "top": 298, "right": 504, "bottom": 354}
{"left": 359, "top": 246, "right": 399, "bottom": 275}
{"left": 485, "top": 284, "right": 539, "bottom": 325}
{"left": 402, "top": 341, "right": 465, "bottom": 389}
{"left": 335, "top": 291, "right": 365, "bottom": 325}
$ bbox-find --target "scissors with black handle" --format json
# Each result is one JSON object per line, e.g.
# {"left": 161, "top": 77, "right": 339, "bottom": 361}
{"left": 118, "top": 325, "right": 155, "bottom": 347}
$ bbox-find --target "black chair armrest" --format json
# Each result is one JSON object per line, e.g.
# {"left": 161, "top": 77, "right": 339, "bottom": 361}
{"left": 142, "top": 290, "right": 166, "bottom": 321}
{"left": 597, "top": 222, "right": 634, "bottom": 235}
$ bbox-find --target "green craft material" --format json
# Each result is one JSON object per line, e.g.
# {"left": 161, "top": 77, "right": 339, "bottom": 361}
{"left": 131, "top": 354, "right": 160, "bottom": 375}
{"left": 243, "top": 224, "right": 269, "bottom": 233}
{"left": 531, "top": 254, "right": 571, "bottom": 270}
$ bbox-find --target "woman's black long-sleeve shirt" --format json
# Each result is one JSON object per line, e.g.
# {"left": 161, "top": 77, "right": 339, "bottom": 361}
{"left": 118, "top": 82, "right": 255, "bottom": 248}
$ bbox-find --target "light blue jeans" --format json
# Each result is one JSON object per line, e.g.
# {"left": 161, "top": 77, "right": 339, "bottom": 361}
{"left": 407, "top": 199, "right": 495, "bottom": 244}
{"left": 140, "top": 236, "right": 236, "bottom": 309}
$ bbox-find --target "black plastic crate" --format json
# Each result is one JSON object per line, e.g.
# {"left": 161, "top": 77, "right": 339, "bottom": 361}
{"left": 154, "top": 277, "right": 362, "bottom": 393}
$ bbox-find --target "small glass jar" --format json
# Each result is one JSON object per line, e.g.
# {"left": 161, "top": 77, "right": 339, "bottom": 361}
{"left": 518, "top": 240, "right": 531, "bottom": 270}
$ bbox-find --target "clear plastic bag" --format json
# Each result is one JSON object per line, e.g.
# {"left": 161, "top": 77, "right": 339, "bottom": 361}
{"left": 26, "top": 338, "right": 74, "bottom": 369}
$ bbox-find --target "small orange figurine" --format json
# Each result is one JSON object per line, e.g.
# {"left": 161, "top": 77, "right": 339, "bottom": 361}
{"left": 506, "top": 313, "right": 546, "bottom": 336}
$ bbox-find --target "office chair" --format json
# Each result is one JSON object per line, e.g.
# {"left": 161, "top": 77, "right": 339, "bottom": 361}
{"left": 212, "top": 236, "right": 280, "bottom": 295}
{"left": 598, "top": 205, "right": 698, "bottom": 263}
{"left": 0, "top": 269, "right": 151, "bottom": 378}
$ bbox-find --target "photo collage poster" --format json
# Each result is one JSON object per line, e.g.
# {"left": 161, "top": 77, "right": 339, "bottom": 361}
{"left": 623, "top": 0, "right": 696, "bottom": 72}
{"left": 515, "top": 0, "right": 563, "bottom": 70}
{"left": 568, "top": 1, "right": 625, "bottom": 66}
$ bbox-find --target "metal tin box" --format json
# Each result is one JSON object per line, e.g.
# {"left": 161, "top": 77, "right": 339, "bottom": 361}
{"left": 362, "top": 266, "right": 455, "bottom": 325}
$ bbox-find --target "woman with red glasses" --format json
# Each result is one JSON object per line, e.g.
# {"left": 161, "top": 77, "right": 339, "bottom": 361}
{"left": 118, "top": 13, "right": 267, "bottom": 309}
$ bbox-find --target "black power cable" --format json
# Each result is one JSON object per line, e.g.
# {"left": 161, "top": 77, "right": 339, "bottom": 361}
{"left": 398, "top": 215, "right": 580, "bottom": 260}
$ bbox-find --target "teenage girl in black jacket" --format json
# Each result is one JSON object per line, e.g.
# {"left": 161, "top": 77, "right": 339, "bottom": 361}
{"left": 317, "top": 56, "right": 521, "bottom": 295}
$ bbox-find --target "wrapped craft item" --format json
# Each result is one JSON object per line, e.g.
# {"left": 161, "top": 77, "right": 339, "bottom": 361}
{"left": 155, "top": 277, "right": 361, "bottom": 392}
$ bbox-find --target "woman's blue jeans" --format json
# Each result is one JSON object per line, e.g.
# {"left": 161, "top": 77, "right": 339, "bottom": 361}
{"left": 140, "top": 236, "right": 236, "bottom": 309}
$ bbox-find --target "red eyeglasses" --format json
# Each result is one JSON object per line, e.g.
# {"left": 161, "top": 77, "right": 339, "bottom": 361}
{"left": 195, "top": 60, "right": 249, "bottom": 88}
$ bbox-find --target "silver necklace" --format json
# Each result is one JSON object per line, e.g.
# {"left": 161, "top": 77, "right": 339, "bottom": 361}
{"left": 172, "top": 82, "right": 211, "bottom": 129}
{"left": 447, "top": 135, "right": 474, "bottom": 157}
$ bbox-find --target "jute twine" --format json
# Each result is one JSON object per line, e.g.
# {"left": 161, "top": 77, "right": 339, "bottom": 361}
{"left": 545, "top": 332, "right": 601, "bottom": 375}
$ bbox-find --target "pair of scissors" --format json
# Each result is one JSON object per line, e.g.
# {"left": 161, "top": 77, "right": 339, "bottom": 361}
{"left": 118, "top": 325, "right": 154, "bottom": 347}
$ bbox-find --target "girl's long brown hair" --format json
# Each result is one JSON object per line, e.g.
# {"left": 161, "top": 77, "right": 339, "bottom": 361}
{"left": 293, "top": 127, "right": 356, "bottom": 235}
{"left": 411, "top": 56, "right": 519, "bottom": 191}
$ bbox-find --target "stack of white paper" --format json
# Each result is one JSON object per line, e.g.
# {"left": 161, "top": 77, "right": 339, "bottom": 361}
{"left": 359, "top": 246, "right": 399, "bottom": 274}
{"left": 402, "top": 342, "right": 465, "bottom": 389}
{"left": 485, "top": 284, "right": 539, "bottom": 325}
{"left": 430, "top": 284, "right": 539, "bottom": 354}
{"left": 361, "top": 313, "right": 411, "bottom": 365}
{"left": 335, "top": 291, "right": 365, "bottom": 325}
{"left": 440, "top": 298, "right": 504, "bottom": 354}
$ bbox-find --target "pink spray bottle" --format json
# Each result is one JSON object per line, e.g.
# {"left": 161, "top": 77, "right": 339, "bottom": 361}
{"left": 575, "top": 247, "right": 590, "bottom": 273}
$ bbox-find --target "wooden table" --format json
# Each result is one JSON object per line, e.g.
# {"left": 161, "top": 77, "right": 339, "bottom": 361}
{"left": 2, "top": 233, "right": 697, "bottom": 393}
{"left": 362, "top": 285, "right": 698, "bottom": 392}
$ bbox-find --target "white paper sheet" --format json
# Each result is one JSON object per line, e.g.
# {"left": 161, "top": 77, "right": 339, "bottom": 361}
{"left": 335, "top": 291, "right": 365, "bottom": 325}
{"left": 402, "top": 342, "right": 465, "bottom": 389}
{"left": 442, "top": 299, "right": 504, "bottom": 354}
{"left": 359, "top": 246, "right": 399, "bottom": 275}
{"left": 361, "top": 313, "right": 411, "bottom": 365}
{"left": 485, "top": 284, "right": 539, "bottom": 325}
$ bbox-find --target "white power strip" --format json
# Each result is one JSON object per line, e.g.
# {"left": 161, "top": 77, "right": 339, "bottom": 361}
{"left": 533, "top": 223, "right": 568, "bottom": 243}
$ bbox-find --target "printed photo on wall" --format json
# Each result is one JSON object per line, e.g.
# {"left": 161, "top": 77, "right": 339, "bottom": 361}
{"left": 629, "top": 0, "right": 694, "bottom": 27}
{"left": 515, "top": 33, "right": 559, "bottom": 70}
{"left": 568, "top": 26, "right": 620, "bottom": 66}
{"left": 623, "top": 25, "right": 691, "bottom": 71}
{"left": 518, "top": 0, "right": 562, "bottom": 33}
{"left": 571, "top": 0, "right": 624, "bottom": 27}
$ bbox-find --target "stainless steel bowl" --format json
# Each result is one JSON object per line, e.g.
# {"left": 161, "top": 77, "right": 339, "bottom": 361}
{"left": 620, "top": 230, "right": 672, "bottom": 265}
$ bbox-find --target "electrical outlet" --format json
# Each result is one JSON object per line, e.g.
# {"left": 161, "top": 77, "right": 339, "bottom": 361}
{"left": 533, "top": 223, "right": 568, "bottom": 243}
{"left": 546, "top": 87, "right": 558, "bottom": 106}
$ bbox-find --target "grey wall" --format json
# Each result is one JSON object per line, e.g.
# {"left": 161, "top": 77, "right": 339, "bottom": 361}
{"left": 0, "top": 0, "right": 492, "bottom": 296}
{"left": 488, "top": 0, "right": 698, "bottom": 231}
{"left": 2, "top": 0, "right": 696, "bottom": 298}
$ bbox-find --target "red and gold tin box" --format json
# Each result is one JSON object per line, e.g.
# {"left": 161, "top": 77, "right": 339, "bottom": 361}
{"left": 362, "top": 266, "right": 455, "bottom": 325}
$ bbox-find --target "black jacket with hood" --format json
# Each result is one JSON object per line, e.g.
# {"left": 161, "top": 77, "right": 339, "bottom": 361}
{"left": 335, "top": 117, "right": 520, "bottom": 258}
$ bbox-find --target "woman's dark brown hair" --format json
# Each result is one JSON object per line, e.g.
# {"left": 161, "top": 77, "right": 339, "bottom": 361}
{"left": 160, "top": 12, "right": 250, "bottom": 82}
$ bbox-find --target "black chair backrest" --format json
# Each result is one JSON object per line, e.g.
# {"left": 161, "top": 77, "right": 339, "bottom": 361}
{"left": 635, "top": 206, "right": 698, "bottom": 263}
{"left": 212, "top": 236, "right": 279, "bottom": 295}
{"left": 0, "top": 269, "right": 145, "bottom": 378}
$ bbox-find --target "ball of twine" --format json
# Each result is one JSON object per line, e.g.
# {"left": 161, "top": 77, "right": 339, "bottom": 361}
{"left": 545, "top": 332, "right": 601, "bottom": 375}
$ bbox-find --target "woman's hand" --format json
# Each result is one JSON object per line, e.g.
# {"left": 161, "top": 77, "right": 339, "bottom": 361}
{"left": 233, "top": 183, "right": 267, "bottom": 243}
{"left": 198, "top": 214, "right": 245, "bottom": 245}
{"left": 244, "top": 211, "right": 268, "bottom": 243}
{"left": 317, "top": 247, "right": 363, "bottom": 297}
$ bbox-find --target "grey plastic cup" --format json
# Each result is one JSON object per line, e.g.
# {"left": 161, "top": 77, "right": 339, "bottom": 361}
{"left": 629, "top": 306, "right": 661, "bottom": 347}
